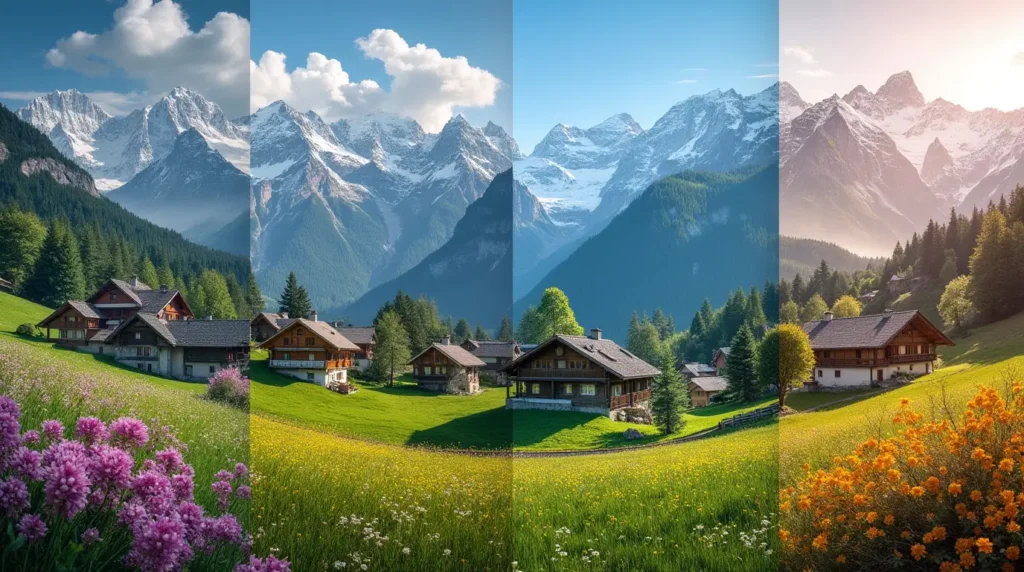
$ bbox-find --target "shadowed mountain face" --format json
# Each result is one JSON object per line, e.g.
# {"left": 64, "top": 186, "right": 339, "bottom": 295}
{"left": 515, "top": 167, "right": 779, "bottom": 342}
{"left": 340, "top": 169, "right": 512, "bottom": 328}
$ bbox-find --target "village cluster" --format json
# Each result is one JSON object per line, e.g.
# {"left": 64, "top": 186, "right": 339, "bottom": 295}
{"left": 39, "top": 276, "right": 952, "bottom": 420}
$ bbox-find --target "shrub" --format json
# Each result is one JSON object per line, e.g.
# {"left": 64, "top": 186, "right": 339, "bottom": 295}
{"left": 15, "top": 323, "right": 36, "bottom": 337}
{"left": 780, "top": 379, "right": 1024, "bottom": 571}
{"left": 0, "top": 395, "right": 284, "bottom": 570}
{"left": 206, "top": 368, "right": 250, "bottom": 409}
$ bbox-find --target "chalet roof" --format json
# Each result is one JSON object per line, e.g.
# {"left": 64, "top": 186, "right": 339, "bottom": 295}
{"left": 256, "top": 319, "right": 360, "bottom": 351}
{"left": 37, "top": 301, "right": 101, "bottom": 326}
{"left": 506, "top": 335, "right": 661, "bottom": 380}
{"left": 410, "top": 342, "right": 486, "bottom": 368}
{"left": 680, "top": 362, "right": 716, "bottom": 377}
{"left": 462, "top": 340, "right": 518, "bottom": 358}
{"left": 335, "top": 327, "right": 375, "bottom": 345}
{"left": 102, "top": 279, "right": 143, "bottom": 305}
{"left": 717, "top": 347, "right": 731, "bottom": 357}
{"left": 689, "top": 376, "right": 728, "bottom": 392}
{"left": 252, "top": 312, "right": 284, "bottom": 327}
{"left": 131, "top": 313, "right": 177, "bottom": 345}
{"left": 166, "top": 319, "right": 250, "bottom": 347}
{"left": 802, "top": 310, "right": 954, "bottom": 350}
{"left": 137, "top": 290, "right": 181, "bottom": 314}
{"left": 88, "top": 328, "right": 116, "bottom": 343}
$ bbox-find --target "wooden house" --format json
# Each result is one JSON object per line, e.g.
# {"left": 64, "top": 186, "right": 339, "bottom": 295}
{"left": 409, "top": 338, "right": 486, "bottom": 394}
{"left": 460, "top": 339, "right": 520, "bottom": 385}
{"left": 712, "top": 347, "right": 730, "bottom": 374}
{"left": 105, "top": 313, "right": 250, "bottom": 379}
{"left": 250, "top": 311, "right": 291, "bottom": 342}
{"left": 802, "top": 310, "right": 953, "bottom": 388}
{"left": 335, "top": 326, "right": 376, "bottom": 372}
{"left": 257, "top": 318, "right": 359, "bottom": 391}
{"left": 688, "top": 376, "right": 727, "bottom": 408}
{"left": 678, "top": 362, "right": 716, "bottom": 379}
{"left": 37, "top": 278, "right": 193, "bottom": 354}
{"left": 502, "top": 329, "right": 661, "bottom": 417}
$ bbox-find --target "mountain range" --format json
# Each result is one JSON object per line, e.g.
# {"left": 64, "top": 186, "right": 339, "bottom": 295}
{"left": 781, "top": 72, "right": 1024, "bottom": 257}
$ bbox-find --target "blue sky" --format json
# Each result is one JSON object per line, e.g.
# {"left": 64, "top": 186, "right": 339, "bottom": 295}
{"left": 514, "top": 0, "right": 779, "bottom": 152}
{"left": 0, "top": 0, "right": 249, "bottom": 117}
{"left": 251, "top": 0, "right": 512, "bottom": 131}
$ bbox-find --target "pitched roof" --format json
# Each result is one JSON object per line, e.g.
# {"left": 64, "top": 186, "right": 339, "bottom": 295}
{"left": 130, "top": 313, "right": 177, "bottom": 345}
{"left": 689, "top": 376, "right": 728, "bottom": 392}
{"left": 166, "top": 319, "right": 250, "bottom": 347}
{"left": 335, "top": 327, "right": 375, "bottom": 345}
{"left": 88, "top": 328, "right": 116, "bottom": 343}
{"left": 410, "top": 342, "right": 486, "bottom": 368}
{"left": 137, "top": 289, "right": 181, "bottom": 314}
{"left": 101, "top": 279, "right": 143, "bottom": 305}
{"left": 461, "top": 340, "right": 518, "bottom": 358}
{"left": 37, "top": 301, "right": 101, "bottom": 326}
{"left": 680, "top": 362, "right": 716, "bottom": 377}
{"left": 802, "top": 310, "right": 954, "bottom": 350}
{"left": 256, "top": 319, "right": 360, "bottom": 351}
{"left": 506, "top": 335, "right": 661, "bottom": 380}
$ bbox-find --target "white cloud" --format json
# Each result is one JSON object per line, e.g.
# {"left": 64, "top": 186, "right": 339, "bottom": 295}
{"left": 672, "top": 79, "right": 699, "bottom": 84}
{"left": 45, "top": 0, "right": 249, "bottom": 117}
{"left": 251, "top": 29, "right": 501, "bottom": 132}
{"left": 796, "top": 69, "right": 833, "bottom": 78}
{"left": 746, "top": 74, "right": 779, "bottom": 79}
{"left": 783, "top": 45, "right": 817, "bottom": 65}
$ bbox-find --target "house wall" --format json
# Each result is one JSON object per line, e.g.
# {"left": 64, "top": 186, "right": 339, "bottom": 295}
{"left": 518, "top": 380, "right": 609, "bottom": 409}
{"left": 266, "top": 322, "right": 353, "bottom": 365}
{"left": 159, "top": 295, "right": 191, "bottom": 320}
{"left": 688, "top": 384, "right": 719, "bottom": 408}
{"left": 270, "top": 367, "right": 347, "bottom": 386}
{"left": 812, "top": 361, "right": 935, "bottom": 387}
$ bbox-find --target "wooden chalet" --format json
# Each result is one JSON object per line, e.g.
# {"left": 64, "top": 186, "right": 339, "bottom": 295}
{"left": 106, "top": 314, "right": 250, "bottom": 379}
{"left": 409, "top": 338, "right": 486, "bottom": 394}
{"left": 250, "top": 311, "right": 291, "bottom": 342}
{"left": 460, "top": 339, "right": 520, "bottom": 385}
{"left": 712, "top": 347, "right": 730, "bottom": 374}
{"left": 501, "top": 329, "right": 661, "bottom": 417}
{"left": 679, "top": 362, "right": 716, "bottom": 379}
{"left": 257, "top": 317, "right": 359, "bottom": 392}
{"left": 334, "top": 326, "right": 376, "bottom": 372}
{"left": 802, "top": 310, "right": 953, "bottom": 388}
{"left": 37, "top": 277, "right": 193, "bottom": 354}
{"left": 688, "top": 376, "right": 727, "bottom": 408}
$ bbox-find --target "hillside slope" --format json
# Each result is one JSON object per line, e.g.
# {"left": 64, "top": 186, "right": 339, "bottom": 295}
{"left": 780, "top": 236, "right": 885, "bottom": 280}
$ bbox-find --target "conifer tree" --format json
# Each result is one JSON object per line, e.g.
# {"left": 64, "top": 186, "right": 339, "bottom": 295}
{"left": 371, "top": 309, "right": 411, "bottom": 386}
{"left": 246, "top": 268, "right": 264, "bottom": 316}
{"left": 454, "top": 319, "right": 472, "bottom": 343}
{"left": 196, "top": 270, "right": 237, "bottom": 319}
{"left": 140, "top": 257, "right": 160, "bottom": 289}
{"left": 278, "top": 272, "right": 312, "bottom": 318}
{"left": 0, "top": 205, "right": 46, "bottom": 288}
{"left": 627, "top": 321, "right": 662, "bottom": 367}
{"left": 724, "top": 325, "right": 759, "bottom": 402}
{"left": 21, "top": 219, "right": 85, "bottom": 307}
{"left": 497, "top": 316, "right": 514, "bottom": 342}
{"left": 77, "top": 223, "right": 108, "bottom": 291}
{"left": 745, "top": 287, "right": 767, "bottom": 334}
{"left": 652, "top": 308, "right": 671, "bottom": 340}
{"left": 474, "top": 325, "right": 490, "bottom": 341}
{"left": 763, "top": 280, "right": 779, "bottom": 324}
{"left": 650, "top": 349, "right": 687, "bottom": 435}
{"left": 969, "top": 210, "right": 1014, "bottom": 321}
{"left": 157, "top": 264, "right": 175, "bottom": 290}
{"left": 791, "top": 274, "right": 806, "bottom": 305}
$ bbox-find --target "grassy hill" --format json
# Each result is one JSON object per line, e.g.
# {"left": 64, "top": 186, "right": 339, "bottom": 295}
{"left": 863, "top": 280, "right": 944, "bottom": 327}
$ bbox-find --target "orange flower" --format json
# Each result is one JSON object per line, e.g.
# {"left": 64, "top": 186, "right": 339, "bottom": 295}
{"left": 1000, "top": 458, "right": 1015, "bottom": 472}
{"left": 949, "top": 482, "right": 963, "bottom": 495}
{"left": 971, "top": 490, "right": 984, "bottom": 502}
{"left": 1007, "top": 545, "right": 1021, "bottom": 560}
{"left": 910, "top": 543, "right": 926, "bottom": 560}
{"left": 910, "top": 486, "right": 926, "bottom": 498}
{"left": 1008, "top": 521, "right": 1021, "bottom": 533}
{"left": 884, "top": 514, "right": 895, "bottom": 526}
{"left": 812, "top": 532, "right": 828, "bottom": 551}
{"left": 977, "top": 537, "right": 994, "bottom": 553}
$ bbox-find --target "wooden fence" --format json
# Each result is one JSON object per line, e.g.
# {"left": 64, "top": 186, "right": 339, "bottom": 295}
{"left": 718, "top": 403, "right": 781, "bottom": 429}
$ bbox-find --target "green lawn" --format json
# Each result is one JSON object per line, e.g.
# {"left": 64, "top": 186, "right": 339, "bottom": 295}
{"left": 784, "top": 388, "right": 877, "bottom": 412}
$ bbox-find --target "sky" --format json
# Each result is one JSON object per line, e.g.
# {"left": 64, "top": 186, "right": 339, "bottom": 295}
{"left": 250, "top": 0, "right": 512, "bottom": 132}
{"left": 781, "top": 0, "right": 1024, "bottom": 110}
{"left": 513, "top": 0, "right": 779, "bottom": 153}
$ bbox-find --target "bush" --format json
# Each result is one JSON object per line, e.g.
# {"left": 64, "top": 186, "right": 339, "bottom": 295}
{"left": 15, "top": 323, "right": 37, "bottom": 337}
{"left": 780, "top": 378, "right": 1024, "bottom": 570}
{"left": 206, "top": 368, "right": 250, "bottom": 409}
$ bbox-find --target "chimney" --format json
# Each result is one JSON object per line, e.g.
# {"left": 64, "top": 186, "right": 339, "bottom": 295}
{"left": 129, "top": 275, "right": 139, "bottom": 288}
{"left": 159, "top": 284, "right": 168, "bottom": 293}
{"left": 206, "top": 315, "right": 213, "bottom": 321}
{"left": 823, "top": 311, "right": 833, "bottom": 322}
{"left": 442, "top": 336, "right": 451, "bottom": 345}
{"left": 590, "top": 328, "right": 602, "bottom": 340}
{"left": 309, "top": 310, "right": 318, "bottom": 322}
{"left": 280, "top": 312, "right": 288, "bottom": 319}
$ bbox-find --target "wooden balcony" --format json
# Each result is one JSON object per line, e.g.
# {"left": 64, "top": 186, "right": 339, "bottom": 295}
{"left": 512, "top": 368, "right": 606, "bottom": 380}
{"left": 610, "top": 389, "right": 652, "bottom": 410}
{"left": 816, "top": 354, "right": 936, "bottom": 368}
{"left": 269, "top": 359, "right": 350, "bottom": 369}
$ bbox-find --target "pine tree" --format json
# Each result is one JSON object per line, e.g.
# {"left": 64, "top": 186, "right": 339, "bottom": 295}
{"left": 969, "top": 210, "right": 1014, "bottom": 321}
{"left": 497, "top": 316, "right": 514, "bottom": 342}
{"left": 745, "top": 287, "right": 767, "bottom": 334}
{"left": 77, "top": 222, "right": 108, "bottom": 291}
{"left": 225, "top": 273, "right": 248, "bottom": 318}
{"left": 0, "top": 205, "right": 46, "bottom": 288}
{"left": 473, "top": 325, "right": 490, "bottom": 341}
{"left": 699, "top": 298, "right": 715, "bottom": 332}
{"left": 791, "top": 274, "right": 806, "bottom": 305}
{"left": 278, "top": 272, "right": 312, "bottom": 319}
{"left": 652, "top": 308, "right": 671, "bottom": 340}
{"left": 725, "top": 325, "right": 759, "bottom": 402}
{"left": 370, "top": 309, "right": 411, "bottom": 386}
{"left": 246, "top": 268, "right": 264, "bottom": 316}
{"left": 719, "top": 288, "right": 748, "bottom": 345}
{"left": 650, "top": 349, "right": 687, "bottom": 435}
{"left": 196, "top": 270, "right": 237, "bottom": 319}
{"left": 778, "top": 279, "right": 792, "bottom": 306}
{"left": 157, "top": 263, "right": 175, "bottom": 290}
{"left": 454, "top": 319, "right": 472, "bottom": 343}
{"left": 140, "top": 257, "right": 160, "bottom": 289}
{"left": 939, "top": 249, "right": 959, "bottom": 284}
{"left": 627, "top": 321, "right": 662, "bottom": 367}
{"left": 21, "top": 219, "right": 86, "bottom": 307}
{"left": 763, "top": 280, "right": 779, "bottom": 324}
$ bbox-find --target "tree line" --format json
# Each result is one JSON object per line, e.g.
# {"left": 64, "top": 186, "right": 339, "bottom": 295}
{"left": 0, "top": 205, "right": 262, "bottom": 319}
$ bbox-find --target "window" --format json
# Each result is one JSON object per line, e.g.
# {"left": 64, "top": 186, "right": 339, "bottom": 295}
{"left": 823, "top": 350, "right": 831, "bottom": 358}
{"left": 562, "top": 383, "right": 573, "bottom": 395}
{"left": 438, "top": 366, "right": 446, "bottom": 375}
{"left": 68, "top": 316, "right": 76, "bottom": 324}
{"left": 581, "top": 384, "right": 596, "bottom": 396}
{"left": 209, "top": 366, "right": 215, "bottom": 374}
{"left": 612, "top": 384, "right": 622, "bottom": 397}
{"left": 556, "top": 360, "right": 566, "bottom": 369}
{"left": 899, "top": 345, "right": 907, "bottom": 355}
{"left": 910, "top": 364, "right": 914, "bottom": 371}
{"left": 306, "top": 372, "right": 314, "bottom": 381}
{"left": 306, "top": 337, "right": 315, "bottom": 346}
{"left": 817, "top": 370, "right": 823, "bottom": 378}
{"left": 308, "top": 353, "right": 315, "bottom": 361}
{"left": 530, "top": 383, "right": 540, "bottom": 395}
{"left": 424, "top": 366, "right": 432, "bottom": 375}
{"left": 855, "top": 350, "right": 862, "bottom": 359}
{"left": 111, "top": 293, "right": 117, "bottom": 301}
{"left": 284, "top": 337, "right": 291, "bottom": 345}
{"left": 283, "top": 352, "right": 290, "bottom": 360}
{"left": 135, "top": 332, "right": 142, "bottom": 340}
{"left": 834, "top": 370, "right": 841, "bottom": 378}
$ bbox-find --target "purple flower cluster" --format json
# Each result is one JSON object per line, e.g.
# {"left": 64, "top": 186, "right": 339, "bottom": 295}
{"left": 236, "top": 555, "right": 292, "bottom": 572}
{"left": 206, "top": 368, "right": 250, "bottom": 409}
{"left": 0, "top": 394, "right": 287, "bottom": 571}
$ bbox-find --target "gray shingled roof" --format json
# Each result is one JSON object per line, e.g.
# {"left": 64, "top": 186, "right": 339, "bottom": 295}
{"left": 257, "top": 319, "right": 360, "bottom": 351}
{"left": 802, "top": 310, "right": 952, "bottom": 350}
{"left": 462, "top": 340, "right": 517, "bottom": 358}
{"left": 336, "top": 327, "right": 375, "bottom": 345}
{"left": 105, "top": 279, "right": 143, "bottom": 305}
{"left": 37, "top": 301, "right": 101, "bottom": 327}
{"left": 689, "top": 376, "right": 728, "bottom": 392}
{"left": 410, "top": 342, "right": 487, "bottom": 368}
{"left": 137, "top": 290, "right": 180, "bottom": 314}
{"left": 133, "top": 313, "right": 177, "bottom": 345}
{"left": 681, "top": 363, "right": 716, "bottom": 377}
{"left": 88, "top": 328, "right": 116, "bottom": 343}
{"left": 507, "top": 335, "right": 661, "bottom": 380}
{"left": 166, "top": 320, "right": 250, "bottom": 347}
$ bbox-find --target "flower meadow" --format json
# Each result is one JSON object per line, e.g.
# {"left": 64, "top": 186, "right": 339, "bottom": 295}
{"left": 207, "top": 368, "right": 250, "bottom": 410}
{"left": 780, "top": 379, "right": 1024, "bottom": 571}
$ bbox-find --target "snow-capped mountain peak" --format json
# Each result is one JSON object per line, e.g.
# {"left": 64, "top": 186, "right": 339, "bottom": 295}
{"left": 875, "top": 70, "right": 925, "bottom": 109}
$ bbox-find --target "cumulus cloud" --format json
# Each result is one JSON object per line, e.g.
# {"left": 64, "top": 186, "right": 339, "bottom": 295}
{"left": 45, "top": 0, "right": 249, "bottom": 117}
{"left": 796, "top": 69, "right": 833, "bottom": 78}
{"left": 250, "top": 29, "right": 501, "bottom": 132}
{"left": 783, "top": 45, "right": 817, "bottom": 65}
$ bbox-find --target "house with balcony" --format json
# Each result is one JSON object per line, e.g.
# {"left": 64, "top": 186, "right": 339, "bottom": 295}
{"left": 105, "top": 313, "right": 250, "bottom": 380}
{"left": 250, "top": 311, "right": 292, "bottom": 342}
{"left": 501, "top": 328, "right": 661, "bottom": 417}
{"left": 409, "top": 338, "right": 486, "bottom": 394}
{"left": 257, "top": 317, "right": 359, "bottom": 392}
{"left": 334, "top": 326, "right": 376, "bottom": 372}
{"left": 802, "top": 310, "right": 953, "bottom": 388}
{"left": 37, "top": 277, "right": 193, "bottom": 354}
